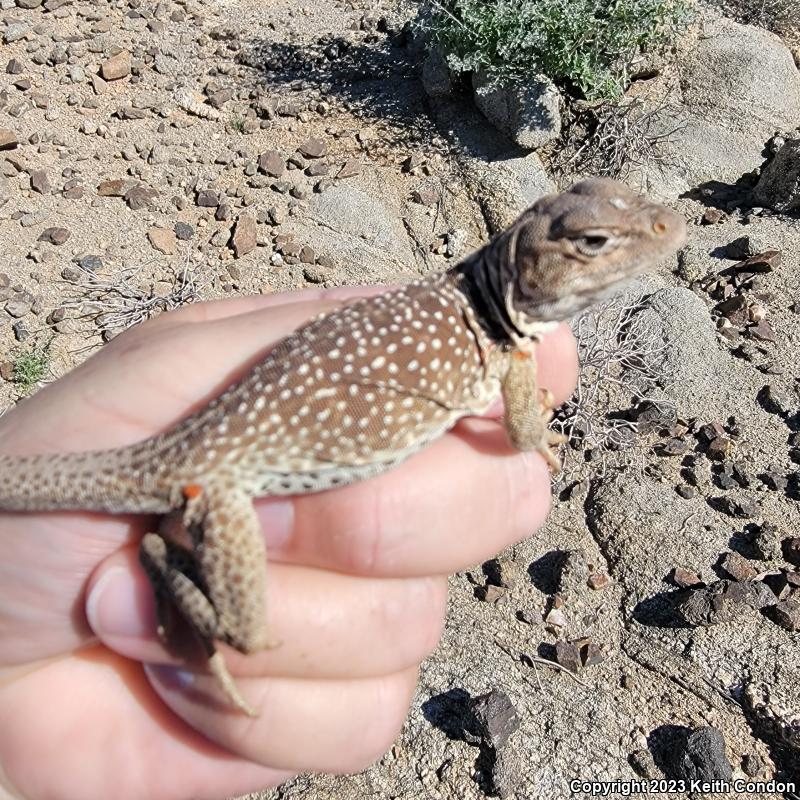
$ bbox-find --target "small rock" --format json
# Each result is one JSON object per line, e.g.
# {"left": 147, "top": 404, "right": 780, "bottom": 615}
{"left": 467, "top": 690, "right": 519, "bottom": 751}
{"left": 544, "top": 606, "right": 566, "bottom": 629}
{"left": 403, "top": 153, "right": 425, "bottom": 174}
{"left": 672, "top": 567, "right": 702, "bottom": 588}
{"left": 196, "top": 189, "right": 219, "bottom": 207}
{"left": 174, "top": 222, "right": 194, "bottom": 240}
{"left": 675, "top": 580, "right": 774, "bottom": 626}
{"left": 303, "top": 264, "right": 328, "bottom": 284}
{"left": 752, "top": 138, "right": 800, "bottom": 212}
{"left": 480, "top": 584, "right": 506, "bottom": 603}
{"left": 730, "top": 250, "right": 781, "bottom": 275}
{"left": 783, "top": 537, "right": 800, "bottom": 567}
{"left": 748, "top": 320, "right": 776, "bottom": 343}
{"left": 306, "top": 162, "right": 330, "bottom": 177}
{"left": 760, "top": 468, "right": 788, "bottom": 492}
{"left": 701, "top": 207, "right": 725, "bottom": 225}
{"left": 554, "top": 641, "right": 582, "bottom": 673}
{"left": 763, "top": 384, "right": 793, "bottom": 415}
{"left": 97, "top": 178, "right": 132, "bottom": 196}
{"left": 0, "top": 361, "right": 14, "bottom": 381}
{"left": 771, "top": 599, "right": 800, "bottom": 631}
{"left": 671, "top": 727, "right": 733, "bottom": 782}
{"left": 298, "top": 137, "right": 326, "bottom": 158}
{"left": 232, "top": 213, "right": 257, "bottom": 258}
{"left": 38, "top": 227, "right": 70, "bottom": 245}
{"left": 337, "top": 158, "right": 361, "bottom": 179}
{"left": 412, "top": 187, "right": 440, "bottom": 206}
{"left": 751, "top": 522, "right": 783, "bottom": 560}
{"left": 581, "top": 640, "right": 606, "bottom": 668}
{"left": 147, "top": 226, "right": 176, "bottom": 255}
{"left": 258, "top": 150, "right": 285, "bottom": 177}
{"left": 5, "top": 293, "right": 33, "bottom": 317}
{"left": 100, "top": 51, "right": 131, "bottom": 81}
{"left": 719, "top": 552, "right": 757, "bottom": 581}
{"left": 588, "top": 573, "right": 610, "bottom": 590}
{"left": 125, "top": 184, "right": 157, "bottom": 210}
{"left": 0, "top": 128, "right": 19, "bottom": 149}
{"left": 472, "top": 70, "right": 561, "bottom": 149}
{"left": 29, "top": 169, "right": 50, "bottom": 194}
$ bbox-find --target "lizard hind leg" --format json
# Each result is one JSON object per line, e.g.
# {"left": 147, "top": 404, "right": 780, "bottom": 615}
{"left": 138, "top": 485, "right": 270, "bottom": 716}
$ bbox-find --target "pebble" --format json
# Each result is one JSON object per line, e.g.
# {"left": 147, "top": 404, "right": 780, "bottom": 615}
{"left": 5, "top": 293, "right": 33, "bottom": 317}
{"left": 174, "top": 221, "right": 194, "bottom": 240}
{"left": 336, "top": 158, "right": 361, "bottom": 178}
{"left": 719, "top": 551, "right": 757, "bottom": 581}
{"left": 466, "top": 690, "right": 519, "bottom": 751}
{"left": 672, "top": 567, "right": 702, "bottom": 587}
{"left": 100, "top": 51, "right": 131, "bottom": 81}
{"left": 232, "top": 213, "right": 257, "bottom": 258}
{"left": 147, "top": 226, "right": 176, "bottom": 255}
{"left": 258, "top": 150, "right": 285, "bottom": 177}
{"left": 783, "top": 537, "right": 800, "bottom": 567}
{"left": 125, "top": 184, "right": 157, "bottom": 210}
{"left": 38, "top": 226, "right": 70, "bottom": 245}
{"left": 298, "top": 137, "right": 326, "bottom": 158}
{"left": 0, "top": 127, "right": 18, "bottom": 149}
{"left": 771, "top": 599, "right": 800, "bottom": 631}
{"left": 670, "top": 727, "right": 733, "bottom": 782}
{"left": 29, "top": 169, "right": 50, "bottom": 193}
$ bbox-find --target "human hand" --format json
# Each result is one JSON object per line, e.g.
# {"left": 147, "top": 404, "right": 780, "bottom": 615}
{"left": 0, "top": 287, "right": 577, "bottom": 800}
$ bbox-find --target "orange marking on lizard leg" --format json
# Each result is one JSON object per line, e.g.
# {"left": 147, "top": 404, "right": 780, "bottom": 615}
{"left": 183, "top": 484, "right": 204, "bottom": 500}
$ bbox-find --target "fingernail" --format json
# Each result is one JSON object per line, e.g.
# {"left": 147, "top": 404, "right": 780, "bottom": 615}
{"left": 256, "top": 499, "right": 294, "bottom": 548}
{"left": 144, "top": 662, "right": 196, "bottom": 692}
{"left": 86, "top": 565, "right": 153, "bottom": 639}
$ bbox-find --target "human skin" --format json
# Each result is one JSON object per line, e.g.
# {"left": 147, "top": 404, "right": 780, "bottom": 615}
{"left": 0, "top": 287, "right": 577, "bottom": 800}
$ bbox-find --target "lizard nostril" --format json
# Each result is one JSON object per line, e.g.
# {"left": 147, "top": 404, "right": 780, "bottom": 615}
{"left": 653, "top": 221, "right": 668, "bottom": 235}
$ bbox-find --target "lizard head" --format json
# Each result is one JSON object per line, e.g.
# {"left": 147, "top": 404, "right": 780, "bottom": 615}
{"left": 494, "top": 178, "right": 687, "bottom": 331}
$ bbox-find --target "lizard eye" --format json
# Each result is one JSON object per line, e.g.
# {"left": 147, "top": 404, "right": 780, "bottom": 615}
{"left": 573, "top": 233, "right": 614, "bottom": 255}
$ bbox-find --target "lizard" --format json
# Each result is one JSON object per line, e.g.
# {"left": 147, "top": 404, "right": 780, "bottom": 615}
{"left": 0, "top": 178, "right": 687, "bottom": 716}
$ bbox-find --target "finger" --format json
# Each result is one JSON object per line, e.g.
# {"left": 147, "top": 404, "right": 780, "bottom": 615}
{"left": 0, "top": 647, "right": 295, "bottom": 800}
{"left": 88, "top": 552, "right": 447, "bottom": 679}
{"left": 267, "top": 417, "right": 553, "bottom": 577}
{"left": 145, "top": 662, "right": 419, "bottom": 773}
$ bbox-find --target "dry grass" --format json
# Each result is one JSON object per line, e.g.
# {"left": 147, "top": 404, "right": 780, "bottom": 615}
{"left": 550, "top": 97, "right": 687, "bottom": 181}
{"left": 61, "top": 257, "right": 203, "bottom": 344}
{"left": 552, "top": 295, "right": 672, "bottom": 478}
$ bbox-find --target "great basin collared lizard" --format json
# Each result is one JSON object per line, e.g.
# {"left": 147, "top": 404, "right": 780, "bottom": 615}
{"left": 0, "top": 178, "right": 687, "bottom": 715}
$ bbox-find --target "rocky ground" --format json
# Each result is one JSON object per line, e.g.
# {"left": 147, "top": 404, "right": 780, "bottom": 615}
{"left": 1, "top": 0, "right": 799, "bottom": 798}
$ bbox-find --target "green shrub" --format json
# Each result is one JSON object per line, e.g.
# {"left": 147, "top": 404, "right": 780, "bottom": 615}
{"left": 420, "top": 0, "right": 691, "bottom": 101}
{"left": 12, "top": 344, "right": 50, "bottom": 395}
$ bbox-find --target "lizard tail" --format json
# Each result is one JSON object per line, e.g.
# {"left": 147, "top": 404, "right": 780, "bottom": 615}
{"left": 0, "top": 444, "right": 171, "bottom": 514}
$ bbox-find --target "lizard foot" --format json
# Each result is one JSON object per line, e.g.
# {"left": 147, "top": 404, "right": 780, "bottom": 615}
{"left": 538, "top": 429, "right": 568, "bottom": 474}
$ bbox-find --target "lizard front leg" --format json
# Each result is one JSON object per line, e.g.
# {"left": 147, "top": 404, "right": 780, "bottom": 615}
{"left": 139, "top": 483, "right": 270, "bottom": 716}
{"left": 500, "top": 340, "right": 567, "bottom": 472}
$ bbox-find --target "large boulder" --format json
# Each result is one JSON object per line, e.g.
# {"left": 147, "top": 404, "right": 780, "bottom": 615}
{"left": 634, "top": 15, "right": 800, "bottom": 197}
{"left": 471, "top": 69, "right": 561, "bottom": 150}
